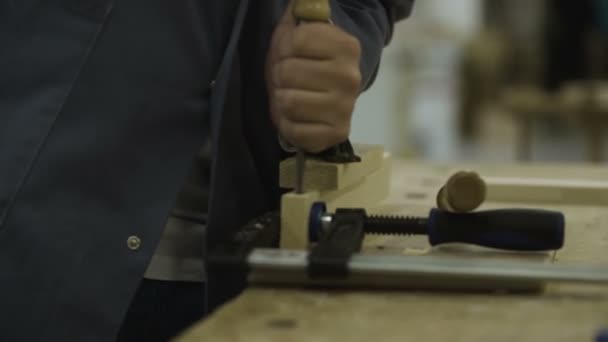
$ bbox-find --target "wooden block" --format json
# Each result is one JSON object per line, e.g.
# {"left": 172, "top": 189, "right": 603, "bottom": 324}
{"left": 280, "top": 191, "right": 320, "bottom": 250}
{"left": 323, "top": 157, "right": 391, "bottom": 211}
{"left": 485, "top": 176, "right": 608, "bottom": 205}
{"left": 279, "top": 145, "right": 384, "bottom": 192}
{"left": 280, "top": 155, "right": 391, "bottom": 249}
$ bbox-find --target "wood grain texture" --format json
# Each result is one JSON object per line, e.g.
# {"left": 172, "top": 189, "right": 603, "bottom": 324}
{"left": 178, "top": 161, "right": 608, "bottom": 342}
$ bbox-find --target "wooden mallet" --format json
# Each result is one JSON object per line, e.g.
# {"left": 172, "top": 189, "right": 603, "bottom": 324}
{"left": 436, "top": 171, "right": 487, "bottom": 213}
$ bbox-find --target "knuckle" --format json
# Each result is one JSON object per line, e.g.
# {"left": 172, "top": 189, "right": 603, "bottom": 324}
{"left": 344, "top": 35, "right": 362, "bottom": 57}
{"left": 307, "top": 143, "right": 326, "bottom": 154}
{"left": 300, "top": 134, "right": 321, "bottom": 153}
{"left": 273, "top": 60, "right": 290, "bottom": 87}
{"left": 345, "top": 68, "right": 362, "bottom": 92}
{"left": 306, "top": 135, "right": 328, "bottom": 153}
{"left": 277, "top": 90, "right": 298, "bottom": 115}
{"left": 292, "top": 29, "right": 312, "bottom": 54}
{"left": 279, "top": 118, "right": 298, "bottom": 143}
{"left": 272, "top": 64, "right": 282, "bottom": 87}
{"left": 313, "top": 126, "right": 350, "bottom": 153}
{"left": 334, "top": 125, "right": 350, "bottom": 143}
{"left": 339, "top": 98, "right": 356, "bottom": 117}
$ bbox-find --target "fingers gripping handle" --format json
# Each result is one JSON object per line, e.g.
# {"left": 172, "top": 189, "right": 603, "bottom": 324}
{"left": 427, "top": 209, "right": 565, "bottom": 251}
{"left": 291, "top": 0, "right": 361, "bottom": 163}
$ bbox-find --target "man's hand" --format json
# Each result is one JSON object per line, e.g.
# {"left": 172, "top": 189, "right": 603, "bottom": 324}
{"left": 266, "top": 1, "right": 362, "bottom": 153}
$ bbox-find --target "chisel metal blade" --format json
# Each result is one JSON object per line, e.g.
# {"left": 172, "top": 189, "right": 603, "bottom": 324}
{"left": 295, "top": 149, "right": 306, "bottom": 194}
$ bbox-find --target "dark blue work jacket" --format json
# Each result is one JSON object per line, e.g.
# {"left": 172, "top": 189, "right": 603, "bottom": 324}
{"left": 0, "top": 0, "right": 412, "bottom": 340}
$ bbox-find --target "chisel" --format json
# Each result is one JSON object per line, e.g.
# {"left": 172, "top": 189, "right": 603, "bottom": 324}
{"left": 291, "top": 0, "right": 332, "bottom": 194}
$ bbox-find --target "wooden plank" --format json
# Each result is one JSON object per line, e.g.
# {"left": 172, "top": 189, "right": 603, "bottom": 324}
{"left": 279, "top": 145, "right": 384, "bottom": 192}
{"left": 178, "top": 285, "right": 608, "bottom": 342}
{"left": 389, "top": 160, "right": 608, "bottom": 208}
{"left": 485, "top": 176, "right": 608, "bottom": 205}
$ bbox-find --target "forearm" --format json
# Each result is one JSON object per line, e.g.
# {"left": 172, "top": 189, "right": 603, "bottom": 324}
{"left": 331, "top": 0, "right": 414, "bottom": 89}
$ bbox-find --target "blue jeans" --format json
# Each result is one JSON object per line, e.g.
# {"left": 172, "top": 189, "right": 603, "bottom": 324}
{"left": 116, "top": 279, "right": 206, "bottom": 341}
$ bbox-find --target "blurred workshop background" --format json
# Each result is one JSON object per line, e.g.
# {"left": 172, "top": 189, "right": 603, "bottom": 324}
{"left": 351, "top": 0, "right": 608, "bottom": 163}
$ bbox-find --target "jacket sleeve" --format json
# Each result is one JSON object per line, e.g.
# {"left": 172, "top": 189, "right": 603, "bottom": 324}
{"left": 330, "top": 0, "right": 414, "bottom": 89}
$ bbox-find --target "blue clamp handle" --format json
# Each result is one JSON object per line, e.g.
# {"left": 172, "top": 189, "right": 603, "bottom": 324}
{"left": 428, "top": 208, "right": 565, "bottom": 251}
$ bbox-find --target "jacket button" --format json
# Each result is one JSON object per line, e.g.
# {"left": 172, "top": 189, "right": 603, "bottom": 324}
{"left": 127, "top": 236, "right": 141, "bottom": 251}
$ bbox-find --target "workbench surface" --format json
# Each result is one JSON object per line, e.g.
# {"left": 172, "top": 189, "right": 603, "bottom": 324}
{"left": 178, "top": 160, "right": 608, "bottom": 342}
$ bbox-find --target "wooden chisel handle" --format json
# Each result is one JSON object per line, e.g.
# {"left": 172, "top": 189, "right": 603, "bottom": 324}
{"left": 293, "top": 0, "right": 331, "bottom": 22}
